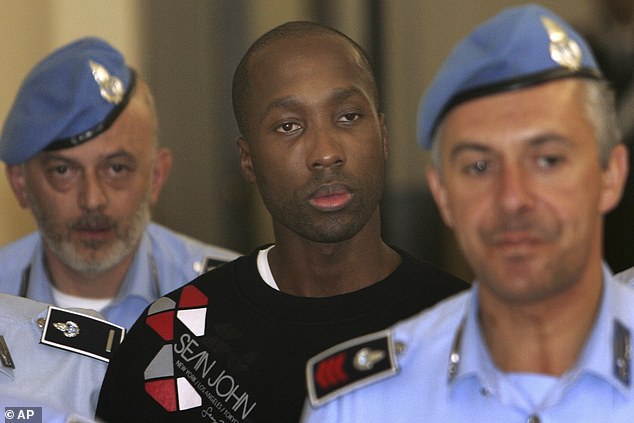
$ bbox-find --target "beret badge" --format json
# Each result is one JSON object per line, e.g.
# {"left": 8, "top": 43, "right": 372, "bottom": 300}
{"left": 90, "top": 60, "right": 124, "bottom": 104}
{"left": 542, "top": 16, "right": 582, "bottom": 71}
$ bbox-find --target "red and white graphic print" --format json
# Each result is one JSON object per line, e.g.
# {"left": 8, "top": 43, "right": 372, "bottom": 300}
{"left": 143, "top": 285, "right": 209, "bottom": 412}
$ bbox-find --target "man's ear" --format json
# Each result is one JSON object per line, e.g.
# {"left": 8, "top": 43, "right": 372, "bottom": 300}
{"left": 600, "top": 142, "right": 629, "bottom": 214}
{"left": 238, "top": 137, "right": 256, "bottom": 183}
{"left": 150, "top": 147, "right": 173, "bottom": 204}
{"left": 426, "top": 166, "right": 455, "bottom": 228}
{"left": 5, "top": 164, "right": 30, "bottom": 208}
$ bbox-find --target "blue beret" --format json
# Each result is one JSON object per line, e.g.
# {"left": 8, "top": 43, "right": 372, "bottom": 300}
{"left": 0, "top": 37, "right": 135, "bottom": 164}
{"left": 417, "top": 3, "right": 602, "bottom": 150}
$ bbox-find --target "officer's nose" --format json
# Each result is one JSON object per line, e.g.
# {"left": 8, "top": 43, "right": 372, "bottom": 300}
{"left": 78, "top": 172, "right": 108, "bottom": 211}
{"left": 496, "top": 164, "right": 534, "bottom": 213}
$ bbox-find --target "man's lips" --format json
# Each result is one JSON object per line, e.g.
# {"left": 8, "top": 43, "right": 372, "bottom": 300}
{"left": 487, "top": 231, "right": 545, "bottom": 250}
{"left": 309, "top": 184, "right": 353, "bottom": 211}
{"left": 72, "top": 217, "right": 116, "bottom": 239}
{"left": 74, "top": 226, "right": 114, "bottom": 239}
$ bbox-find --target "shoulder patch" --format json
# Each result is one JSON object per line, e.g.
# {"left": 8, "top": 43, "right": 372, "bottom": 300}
{"left": 40, "top": 306, "right": 125, "bottom": 362}
{"left": 306, "top": 329, "right": 398, "bottom": 407}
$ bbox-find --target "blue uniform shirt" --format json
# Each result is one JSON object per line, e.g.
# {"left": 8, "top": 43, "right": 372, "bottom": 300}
{"left": 615, "top": 266, "right": 634, "bottom": 287}
{"left": 0, "top": 222, "right": 239, "bottom": 329}
{"left": 302, "top": 267, "right": 634, "bottom": 422}
{"left": 0, "top": 294, "right": 107, "bottom": 420}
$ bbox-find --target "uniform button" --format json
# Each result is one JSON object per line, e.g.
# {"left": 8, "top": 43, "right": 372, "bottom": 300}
{"left": 526, "top": 415, "right": 540, "bottom": 423}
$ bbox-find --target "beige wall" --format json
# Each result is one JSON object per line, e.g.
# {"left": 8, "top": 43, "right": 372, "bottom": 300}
{"left": 0, "top": 0, "right": 141, "bottom": 245}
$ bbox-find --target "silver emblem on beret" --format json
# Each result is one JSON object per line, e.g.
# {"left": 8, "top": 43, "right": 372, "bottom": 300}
{"left": 353, "top": 347, "right": 385, "bottom": 371}
{"left": 541, "top": 16, "right": 582, "bottom": 71}
{"left": 89, "top": 60, "right": 125, "bottom": 104}
{"left": 53, "top": 320, "right": 80, "bottom": 338}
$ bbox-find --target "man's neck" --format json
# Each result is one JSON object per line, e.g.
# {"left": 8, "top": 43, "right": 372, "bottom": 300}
{"left": 478, "top": 275, "right": 603, "bottom": 376}
{"left": 44, "top": 250, "right": 134, "bottom": 299}
{"left": 268, "top": 213, "right": 401, "bottom": 297}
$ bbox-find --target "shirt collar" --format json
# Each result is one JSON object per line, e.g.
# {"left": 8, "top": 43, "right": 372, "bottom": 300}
{"left": 105, "top": 232, "right": 159, "bottom": 306}
{"left": 576, "top": 265, "right": 632, "bottom": 396}
{"left": 449, "top": 265, "right": 631, "bottom": 399}
{"left": 22, "top": 238, "right": 55, "bottom": 304}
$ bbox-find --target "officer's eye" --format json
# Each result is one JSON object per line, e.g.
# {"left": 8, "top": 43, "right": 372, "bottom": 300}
{"left": 466, "top": 160, "right": 488, "bottom": 175}
{"left": 111, "top": 163, "right": 126, "bottom": 173}
{"left": 54, "top": 165, "right": 69, "bottom": 175}
{"left": 536, "top": 155, "right": 564, "bottom": 169}
{"left": 47, "top": 164, "right": 77, "bottom": 179}
{"left": 102, "top": 162, "right": 132, "bottom": 180}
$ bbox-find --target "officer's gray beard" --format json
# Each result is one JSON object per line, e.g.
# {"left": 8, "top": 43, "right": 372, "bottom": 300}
{"left": 26, "top": 189, "right": 151, "bottom": 275}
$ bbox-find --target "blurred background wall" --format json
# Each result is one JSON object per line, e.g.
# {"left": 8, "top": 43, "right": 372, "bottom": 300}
{"left": 0, "top": 0, "right": 616, "bottom": 281}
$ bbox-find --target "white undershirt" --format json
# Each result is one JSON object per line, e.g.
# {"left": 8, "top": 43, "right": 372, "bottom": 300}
{"left": 51, "top": 285, "right": 113, "bottom": 312}
{"left": 257, "top": 245, "right": 280, "bottom": 291}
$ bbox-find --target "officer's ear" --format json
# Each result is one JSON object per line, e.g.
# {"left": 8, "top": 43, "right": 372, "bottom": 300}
{"left": 149, "top": 147, "right": 172, "bottom": 204}
{"left": 426, "top": 165, "right": 455, "bottom": 228}
{"left": 238, "top": 137, "right": 256, "bottom": 183}
{"left": 5, "top": 164, "right": 30, "bottom": 208}
{"left": 600, "top": 143, "right": 628, "bottom": 214}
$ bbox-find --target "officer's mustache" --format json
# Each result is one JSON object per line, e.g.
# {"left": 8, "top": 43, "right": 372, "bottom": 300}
{"left": 71, "top": 213, "right": 117, "bottom": 231}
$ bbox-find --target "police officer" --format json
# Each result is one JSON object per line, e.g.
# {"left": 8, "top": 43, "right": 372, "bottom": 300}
{"left": 0, "top": 292, "right": 124, "bottom": 420}
{"left": 0, "top": 37, "right": 239, "bottom": 329}
{"left": 301, "top": 4, "right": 634, "bottom": 422}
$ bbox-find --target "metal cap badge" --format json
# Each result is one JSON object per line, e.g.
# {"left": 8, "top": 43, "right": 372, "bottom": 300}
{"left": 90, "top": 60, "right": 125, "bottom": 104}
{"left": 542, "top": 16, "right": 582, "bottom": 71}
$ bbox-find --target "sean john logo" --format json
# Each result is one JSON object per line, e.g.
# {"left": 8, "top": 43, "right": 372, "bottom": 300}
{"left": 175, "top": 333, "right": 256, "bottom": 419}
{"left": 142, "top": 285, "right": 256, "bottom": 421}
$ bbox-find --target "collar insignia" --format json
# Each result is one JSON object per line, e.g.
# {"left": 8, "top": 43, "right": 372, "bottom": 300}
{"left": 40, "top": 306, "right": 125, "bottom": 362}
{"left": 614, "top": 319, "right": 631, "bottom": 387}
{"left": 53, "top": 320, "right": 80, "bottom": 338}
{"left": 0, "top": 336, "right": 15, "bottom": 369}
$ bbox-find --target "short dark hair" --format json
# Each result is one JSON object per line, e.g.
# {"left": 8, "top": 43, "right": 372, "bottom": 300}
{"left": 231, "top": 21, "right": 379, "bottom": 138}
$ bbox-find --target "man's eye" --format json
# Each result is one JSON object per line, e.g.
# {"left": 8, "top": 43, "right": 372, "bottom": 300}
{"left": 111, "top": 163, "right": 126, "bottom": 173}
{"left": 466, "top": 160, "right": 488, "bottom": 174}
{"left": 536, "top": 155, "right": 563, "bottom": 168}
{"left": 276, "top": 122, "right": 301, "bottom": 134}
{"left": 48, "top": 165, "right": 75, "bottom": 178}
{"left": 103, "top": 163, "right": 132, "bottom": 179}
{"left": 338, "top": 113, "right": 361, "bottom": 123}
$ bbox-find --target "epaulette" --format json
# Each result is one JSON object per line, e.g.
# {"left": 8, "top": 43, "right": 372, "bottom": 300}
{"left": 39, "top": 306, "right": 126, "bottom": 362}
{"left": 306, "top": 330, "right": 399, "bottom": 407}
